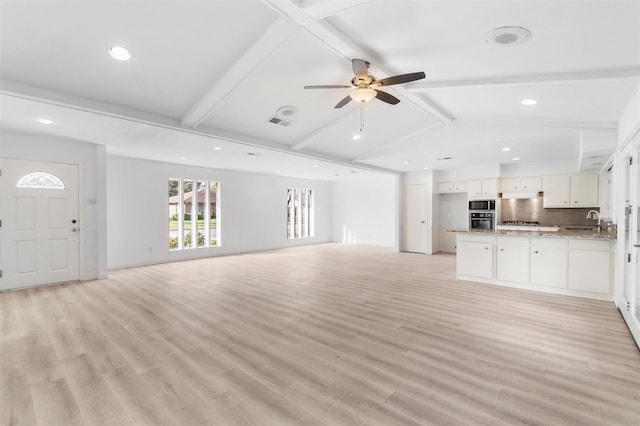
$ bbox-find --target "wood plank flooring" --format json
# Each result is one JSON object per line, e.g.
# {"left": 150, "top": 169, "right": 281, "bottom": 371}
{"left": 1, "top": 243, "right": 639, "bottom": 425}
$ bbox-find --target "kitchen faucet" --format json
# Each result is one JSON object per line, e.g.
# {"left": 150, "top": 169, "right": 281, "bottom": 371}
{"left": 586, "top": 210, "right": 601, "bottom": 231}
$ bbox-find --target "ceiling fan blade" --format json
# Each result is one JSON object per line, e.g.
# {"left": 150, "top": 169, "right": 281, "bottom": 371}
{"left": 375, "top": 90, "right": 400, "bottom": 105}
{"left": 376, "top": 71, "right": 426, "bottom": 87}
{"left": 334, "top": 95, "right": 353, "bottom": 109}
{"left": 352, "top": 59, "right": 370, "bottom": 79}
{"left": 304, "top": 85, "right": 352, "bottom": 89}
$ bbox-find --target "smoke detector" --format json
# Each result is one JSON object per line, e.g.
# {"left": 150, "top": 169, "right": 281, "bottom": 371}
{"left": 486, "top": 26, "right": 532, "bottom": 47}
{"left": 276, "top": 106, "right": 299, "bottom": 118}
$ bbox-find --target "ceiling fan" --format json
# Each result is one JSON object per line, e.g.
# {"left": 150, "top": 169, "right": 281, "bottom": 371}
{"left": 304, "top": 59, "right": 425, "bottom": 109}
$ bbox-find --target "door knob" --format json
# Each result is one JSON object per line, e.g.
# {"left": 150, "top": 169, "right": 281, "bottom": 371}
{"left": 421, "top": 221, "right": 425, "bottom": 224}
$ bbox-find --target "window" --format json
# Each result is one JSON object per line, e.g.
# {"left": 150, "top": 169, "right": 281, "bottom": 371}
{"left": 169, "top": 179, "right": 219, "bottom": 250}
{"left": 287, "top": 188, "right": 314, "bottom": 239}
{"left": 16, "top": 172, "right": 65, "bottom": 189}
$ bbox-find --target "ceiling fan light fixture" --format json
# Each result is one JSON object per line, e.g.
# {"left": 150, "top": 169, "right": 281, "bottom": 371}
{"left": 349, "top": 88, "right": 376, "bottom": 103}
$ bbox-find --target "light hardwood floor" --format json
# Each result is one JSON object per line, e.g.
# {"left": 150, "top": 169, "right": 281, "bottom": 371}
{"left": 1, "top": 243, "right": 639, "bottom": 425}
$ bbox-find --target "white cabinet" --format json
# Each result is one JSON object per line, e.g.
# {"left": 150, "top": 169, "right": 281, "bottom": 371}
{"left": 497, "top": 242, "right": 530, "bottom": 283}
{"left": 568, "top": 239, "right": 611, "bottom": 294}
{"left": 570, "top": 174, "right": 599, "bottom": 207}
{"left": 500, "top": 176, "right": 541, "bottom": 192}
{"left": 530, "top": 239, "right": 567, "bottom": 288}
{"left": 438, "top": 181, "right": 467, "bottom": 193}
{"left": 456, "top": 235, "right": 494, "bottom": 279}
{"left": 468, "top": 179, "right": 499, "bottom": 199}
{"left": 542, "top": 174, "right": 599, "bottom": 208}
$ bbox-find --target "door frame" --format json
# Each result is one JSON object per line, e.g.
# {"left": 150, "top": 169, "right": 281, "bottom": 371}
{"left": 0, "top": 157, "right": 83, "bottom": 290}
{"left": 615, "top": 132, "right": 640, "bottom": 347}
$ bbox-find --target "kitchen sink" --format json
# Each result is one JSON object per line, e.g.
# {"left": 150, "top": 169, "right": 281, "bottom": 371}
{"left": 565, "top": 226, "right": 596, "bottom": 231}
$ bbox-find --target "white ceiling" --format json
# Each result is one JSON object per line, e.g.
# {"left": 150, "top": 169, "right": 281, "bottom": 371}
{"left": 1, "top": 0, "right": 639, "bottom": 180}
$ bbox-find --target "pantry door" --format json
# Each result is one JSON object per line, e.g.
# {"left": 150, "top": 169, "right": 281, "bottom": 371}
{"left": 405, "top": 185, "right": 427, "bottom": 253}
{"left": 0, "top": 158, "right": 80, "bottom": 290}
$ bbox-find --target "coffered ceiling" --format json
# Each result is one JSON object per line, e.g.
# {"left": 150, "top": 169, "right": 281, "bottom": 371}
{"left": 1, "top": 0, "right": 639, "bottom": 180}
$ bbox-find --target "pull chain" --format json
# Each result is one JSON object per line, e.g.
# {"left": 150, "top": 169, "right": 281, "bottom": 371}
{"left": 359, "top": 101, "right": 365, "bottom": 132}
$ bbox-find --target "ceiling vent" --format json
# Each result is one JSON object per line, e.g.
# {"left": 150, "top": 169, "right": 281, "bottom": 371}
{"left": 268, "top": 116, "right": 293, "bottom": 127}
{"left": 486, "top": 26, "right": 532, "bottom": 47}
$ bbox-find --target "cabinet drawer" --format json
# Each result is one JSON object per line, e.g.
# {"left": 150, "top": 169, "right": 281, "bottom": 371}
{"left": 497, "top": 236, "right": 529, "bottom": 246}
{"left": 458, "top": 234, "right": 496, "bottom": 244}
{"left": 569, "top": 239, "right": 611, "bottom": 251}
{"left": 531, "top": 238, "right": 567, "bottom": 248}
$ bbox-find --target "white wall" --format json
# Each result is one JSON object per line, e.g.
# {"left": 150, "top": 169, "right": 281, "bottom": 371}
{"left": 331, "top": 172, "right": 399, "bottom": 248}
{"left": 1, "top": 130, "right": 108, "bottom": 280}
{"left": 107, "top": 155, "right": 332, "bottom": 269}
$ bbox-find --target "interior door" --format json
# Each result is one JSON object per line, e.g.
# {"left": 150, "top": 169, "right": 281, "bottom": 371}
{"left": 0, "top": 158, "right": 79, "bottom": 290}
{"left": 405, "top": 184, "right": 427, "bottom": 253}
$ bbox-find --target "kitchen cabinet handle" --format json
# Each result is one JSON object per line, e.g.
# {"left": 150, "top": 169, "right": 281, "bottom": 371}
{"left": 500, "top": 248, "right": 504, "bottom": 251}
{"left": 533, "top": 250, "right": 539, "bottom": 254}
{"left": 634, "top": 244, "right": 640, "bottom": 248}
{"left": 484, "top": 247, "right": 489, "bottom": 250}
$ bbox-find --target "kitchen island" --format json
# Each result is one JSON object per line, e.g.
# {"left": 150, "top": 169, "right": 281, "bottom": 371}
{"left": 454, "top": 228, "right": 616, "bottom": 300}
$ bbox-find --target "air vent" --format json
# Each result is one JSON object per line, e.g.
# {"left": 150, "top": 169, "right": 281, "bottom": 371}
{"left": 268, "top": 116, "right": 293, "bottom": 127}
{"left": 486, "top": 26, "right": 532, "bottom": 47}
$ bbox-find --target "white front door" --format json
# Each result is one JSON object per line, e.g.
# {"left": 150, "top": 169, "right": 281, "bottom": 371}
{"left": 405, "top": 184, "right": 427, "bottom": 253}
{"left": 1, "top": 158, "right": 80, "bottom": 290}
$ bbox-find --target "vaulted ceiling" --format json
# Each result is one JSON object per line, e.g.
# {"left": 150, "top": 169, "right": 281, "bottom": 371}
{"left": 1, "top": 1, "right": 639, "bottom": 180}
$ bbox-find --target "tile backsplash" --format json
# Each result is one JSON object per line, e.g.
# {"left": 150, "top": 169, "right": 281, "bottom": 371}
{"left": 499, "top": 193, "right": 600, "bottom": 226}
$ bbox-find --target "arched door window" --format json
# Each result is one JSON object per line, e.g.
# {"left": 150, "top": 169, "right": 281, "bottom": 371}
{"left": 16, "top": 171, "right": 66, "bottom": 189}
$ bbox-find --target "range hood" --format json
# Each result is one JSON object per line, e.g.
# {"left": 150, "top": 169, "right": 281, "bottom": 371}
{"left": 500, "top": 191, "right": 541, "bottom": 199}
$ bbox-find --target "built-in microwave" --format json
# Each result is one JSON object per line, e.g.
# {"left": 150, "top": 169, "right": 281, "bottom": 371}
{"left": 468, "top": 200, "right": 495, "bottom": 211}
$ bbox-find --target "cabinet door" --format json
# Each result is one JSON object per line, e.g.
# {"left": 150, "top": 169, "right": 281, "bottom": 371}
{"left": 453, "top": 181, "right": 468, "bottom": 193}
{"left": 457, "top": 241, "right": 493, "bottom": 278}
{"left": 501, "top": 178, "right": 520, "bottom": 191}
{"left": 568, "top": 249, "right": 610, "bottom": 294}
{"left": 543, "top": 175, "right": 571, "bottom": 207}
{"left": 468, "top": 180, "right": 482, "bottom": 197}
{"left": 497, "top": 245, "right": 530, "bottom": 283}
{"left": 531, "top": 247, "right": 567, "bottom": 288}
{"left": 520, "top": 176, "right": 541, "bottom": 191}
{"left": 438, "top": 182, "right": 453, "bottom": 193}
{"left": 482, "top": 179, "right": 498, "bottom": 197}
{"left": 570, "top": 174, "right": 598, "bottom": 207}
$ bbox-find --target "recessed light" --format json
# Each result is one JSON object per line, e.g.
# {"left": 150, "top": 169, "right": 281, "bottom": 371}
{"left": 212, "top": 146, "right": 222, "bottom": 151}
{"left": 108, "top": 45, "right": 133, "bottom": 61}
{"left": 312, "top": 164, "right": 319, "bottom": 168}
{"left": 423, "top": 166, "right": 431, "bottom": 170}
{"left": 512, "top": 157, "right": 521, "bottom": 161}
{"left": 352, "top": 134, "right": 361, "bottom": 141}
{"left": 502, "top": 147, "right": 511, "bottom": 152}
{"left": 521, "top": 99, "right": 537, "bottom": 106}
{"left": 180, "top": 157, "right": 187, "bottom": 160}
{"left": 36, "top": 118, "right": 54, "bottom": 125}
{"left": 402, "top": 161, "right": 410, "bottom": 164}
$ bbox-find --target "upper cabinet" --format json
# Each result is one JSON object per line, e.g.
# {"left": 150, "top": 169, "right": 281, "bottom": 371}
{"left": 542, "top": 174, "right": 599, "bottom": 208}
{"left": 468, "top": 178, "right": 499, "bottom": 199}
{"left": 438, "top": 181, "right": 468, "bottom": 193}
{"left": 501, "top": 176, "right": 541, "bottom": 192}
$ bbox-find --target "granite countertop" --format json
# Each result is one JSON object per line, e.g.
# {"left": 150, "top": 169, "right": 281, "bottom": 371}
{"left": 448, "top": 227, "right": 616, "bottom": 240}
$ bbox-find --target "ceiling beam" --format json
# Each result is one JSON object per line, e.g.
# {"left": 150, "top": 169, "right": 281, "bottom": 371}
{"left": 180, "top": 17, "right": 298, "bottom": 128}
{"left": 302, "top": 0, "right": 379, "bottom": 19}
{"left": 406, "top": 68, "right": 640, "bottom": 91}
{"left": 454, "top": 118, "right": 618, "bottom": 129}
{"left": 261, "top": 0, "right": 453, "bottom": 123}
{"left": 351, "top": 122, "right": 443, "bottom": 162}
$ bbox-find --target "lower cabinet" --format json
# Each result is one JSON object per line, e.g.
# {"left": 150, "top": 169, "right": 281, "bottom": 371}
{"left": 530, "top": 239, "right": 567, "bottom": 288}
{"left": 457, "top": 237, "right": 494, "bottom": 279}
{"left": 496, "top": 238, "right": 530, "bottom": 283}
{"left": 456, "top": 234, "right": 613, "bottom": 299}
{"left": 568, "top": 239, "right": 612, "bottom": 294}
